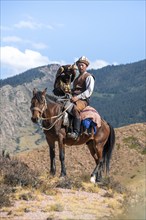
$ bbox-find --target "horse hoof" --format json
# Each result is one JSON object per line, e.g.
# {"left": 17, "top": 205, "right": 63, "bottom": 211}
{"left": 60, "top": 173, "right": 66, "bottom": 178}
{"left": 50, "top": 172, "right": 56, "bottom": 176}
{"left": 96, "top": 176, "right": 102, "bottom": 183}
{"left": 90, "top": 175, "right": 96, "bottom": 183}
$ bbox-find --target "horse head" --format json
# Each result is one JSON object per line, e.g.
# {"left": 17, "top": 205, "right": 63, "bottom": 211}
{"left": 30, "top": 88, "right": 47, "bottom": 123}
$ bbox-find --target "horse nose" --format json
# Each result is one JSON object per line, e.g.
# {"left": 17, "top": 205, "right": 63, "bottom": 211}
{"left": 31, "top": 116, "right": 38, "bottom": 123}
{"left": 31, "top": 109, "right": 40, "bottom": 121}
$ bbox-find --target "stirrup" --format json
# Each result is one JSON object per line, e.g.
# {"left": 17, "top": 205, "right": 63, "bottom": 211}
{"left": 67, "top": 132, "right": 78, "bottom": 140}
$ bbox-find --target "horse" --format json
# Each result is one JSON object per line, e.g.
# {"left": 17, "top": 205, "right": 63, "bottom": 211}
{"left": 30, "top": 88, "right": 115, "bottom": 183}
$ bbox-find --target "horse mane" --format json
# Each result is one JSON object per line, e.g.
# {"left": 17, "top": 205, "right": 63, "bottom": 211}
{"left": 46, "top": 94, "right": 58, "bottom": 103}
{"left": 34, "top": 90, "right": 59, "bottom": 103}
{"left": 35, "top": 91, "right": 44, "bottom": 102}
{"left": 34, "top": 90, "right": 64, "bottom": 106}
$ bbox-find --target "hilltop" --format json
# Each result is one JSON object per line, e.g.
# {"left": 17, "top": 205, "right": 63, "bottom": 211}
{"left": 0, "top": 123, "right": 145, "bottom": 219}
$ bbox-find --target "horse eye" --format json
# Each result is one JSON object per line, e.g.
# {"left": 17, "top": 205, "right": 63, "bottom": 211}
{"left": 42, "top": 96, "right": 45, "bottom": 101}
{"left": 40, "top": 98, "right": 44, "bottom": 104}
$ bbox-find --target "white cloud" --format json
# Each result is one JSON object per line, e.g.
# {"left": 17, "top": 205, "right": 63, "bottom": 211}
{"left": 1, "top": 46, "right": 117, "bottom": 79}
{"left": 73, "top": 58, "right": 116, "bottom": 70}
{"left": 14, "top": 20, "right": 53, "bottom": 30}
{"left": 1, "top": 46, "right": 50, "bottom": 78}
{"left": 89, "top": 59, "right": 118, "bottom": 69}
{"left": 14, "top": 20, "right": 39, "bottom": 29}
{"left": 2, "top": 36, "right": 22, "bottom": 43}
{"left": 2, "top": 36, "right": 48, "bottom": 50}
{"left": 31, "top": 42, "right": 48, "bottom": 50}
{"left": 89, "top": 60, "right": 110, "bottom": 69}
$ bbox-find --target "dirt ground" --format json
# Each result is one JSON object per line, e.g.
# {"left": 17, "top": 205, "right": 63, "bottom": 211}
{"left": 0, "top": 123, "right": 145, "bottom": 220}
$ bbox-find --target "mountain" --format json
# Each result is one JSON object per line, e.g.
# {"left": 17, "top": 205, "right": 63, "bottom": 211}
{"left": 89, "top": 59, "right": 146, "bottom": 127}
{"left": 0, "top": 64, "right": 59, "bottom": 153}
{"left": 0, "top": 60, "right": 145, "bottom": 153}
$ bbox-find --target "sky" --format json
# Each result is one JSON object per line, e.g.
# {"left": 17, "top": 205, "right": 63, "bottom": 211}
{"left": 0, "top": 0, "right": 145, "bottom": 79}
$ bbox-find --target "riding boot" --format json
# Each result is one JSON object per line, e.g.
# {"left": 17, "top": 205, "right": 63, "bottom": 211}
{"left": 67, "top": 118, "right": 80, "bottom": 140}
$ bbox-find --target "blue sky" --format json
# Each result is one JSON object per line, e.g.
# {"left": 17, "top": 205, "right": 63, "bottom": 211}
{"left": 1, "top": 0, "right": 145, "bottom": 79}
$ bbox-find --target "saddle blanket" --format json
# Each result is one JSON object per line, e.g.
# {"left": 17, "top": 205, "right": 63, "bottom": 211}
{"left": 80, "top": 106, "right": 101, "bottom": 128}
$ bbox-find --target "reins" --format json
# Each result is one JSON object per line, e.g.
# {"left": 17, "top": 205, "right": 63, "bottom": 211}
{"left": 40, "top": 114, "right": 64, "bottom": 131}
{"left": 41, "top": 101, "right": 72, "bottom": 120}
{"left": 31, "top": 92, "right": 72, "bottom": 131}
{"left": 40, "top": 101, "right": 72, "bottom": 131}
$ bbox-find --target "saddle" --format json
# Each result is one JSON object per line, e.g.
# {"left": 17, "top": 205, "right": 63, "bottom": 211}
{"left": 60, "top": 98, "right": 101, "bottom": 135}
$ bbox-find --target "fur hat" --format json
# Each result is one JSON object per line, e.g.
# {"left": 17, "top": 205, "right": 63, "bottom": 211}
{"left": 76, "top": 56, "right": 90, "bottom": 67}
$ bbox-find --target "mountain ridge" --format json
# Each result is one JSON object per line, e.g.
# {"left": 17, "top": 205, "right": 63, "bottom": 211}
{"left": 1, "top": 59, "right": 145, "bottom": 153}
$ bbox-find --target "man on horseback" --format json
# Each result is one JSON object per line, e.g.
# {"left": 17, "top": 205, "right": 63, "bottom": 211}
{"left": 67, "top": 56, "right": 95, "bottom": 140}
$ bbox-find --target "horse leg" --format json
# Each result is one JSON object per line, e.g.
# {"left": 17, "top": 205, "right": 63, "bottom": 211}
{"left": 95, "top": 141, "right": 109, "bottom": 182}
{"left": 90, "top": 141, "right": 105, "bottom": 183}
{"left": 95, "top": 159, "right": 103, "bottom": 183}
{"left": 91, "top": 158, "right": 103, "bottom": 183}
{"left": 59, "top": 145, "right": 66, "bottom": 177}
{"left": 87, "top": 140, "right": 99, "bottom": 183}
{"left": 49, "top": 144, "right": 56, "bottom": 176}
{"left": 46, "top": 135, "right": 56, "bottom": 176}
{"left": 58, "top": 135, "right": 66, "bottom": 177}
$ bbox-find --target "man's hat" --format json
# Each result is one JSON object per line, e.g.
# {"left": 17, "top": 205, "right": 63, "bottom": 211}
{"left": 76, "top": 56, "right": 90, "bottom": 67}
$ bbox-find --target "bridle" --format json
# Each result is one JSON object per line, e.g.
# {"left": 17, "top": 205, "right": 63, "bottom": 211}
{"left": 30, "top": 97, "right": 47, "bottom": 116}
{"left": 31, "top": 95, "right": 73, "bottom": 131}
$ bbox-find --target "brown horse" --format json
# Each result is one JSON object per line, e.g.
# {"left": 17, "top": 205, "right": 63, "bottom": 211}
{"left": 30, "top": 88, "right": 115, "bottom": 183}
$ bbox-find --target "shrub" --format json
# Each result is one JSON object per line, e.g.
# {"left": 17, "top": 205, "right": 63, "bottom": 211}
{"left": 0, "top": 184, "right": 12, "bottom": 208}
{"left": 0, "top": 155, "right": 39, "bottom": 187}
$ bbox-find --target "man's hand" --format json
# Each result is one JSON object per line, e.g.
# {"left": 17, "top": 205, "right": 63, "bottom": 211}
{"left": 71, "top": 96, "right": 79, "bottom": 103}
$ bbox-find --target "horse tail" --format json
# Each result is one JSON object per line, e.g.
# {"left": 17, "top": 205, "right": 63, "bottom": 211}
{"left": 102, "top": 123, "right": 115, "bottom": 175}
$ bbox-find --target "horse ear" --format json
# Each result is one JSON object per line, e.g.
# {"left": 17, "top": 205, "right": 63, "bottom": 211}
{"left": 42, "top": 88, "right": 47, "bottom": 96}
{"left": 33, "top": 88, "right": 37, "bottom": 96}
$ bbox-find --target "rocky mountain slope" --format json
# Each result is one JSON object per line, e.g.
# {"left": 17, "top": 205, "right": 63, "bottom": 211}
{"left": 0, "top": 64, "right": 59, "bottom": 153}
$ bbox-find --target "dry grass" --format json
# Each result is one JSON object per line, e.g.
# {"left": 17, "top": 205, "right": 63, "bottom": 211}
{"left": 49, "top": 203, "right": 64, "bottom": 212}
{"left": 0, "top": 123, "right": 145, "bottom": 220}
{"left": 0, "top": 154, "right": 41, "bottom": 209}
{"left": 81, "top": 182, "right": 100, "bottom": 193}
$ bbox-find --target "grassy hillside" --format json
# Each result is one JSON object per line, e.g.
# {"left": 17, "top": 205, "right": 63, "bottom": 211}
{"left": 0, "top": 123, "right": 145, "bottom": 219}
{"left": 89, "top": 60, "right": 146, "bottom": 127}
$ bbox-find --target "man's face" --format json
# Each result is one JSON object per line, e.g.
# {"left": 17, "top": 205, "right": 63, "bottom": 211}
{"left": 77, "top": 62, "right": 87, "bottom": 73}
